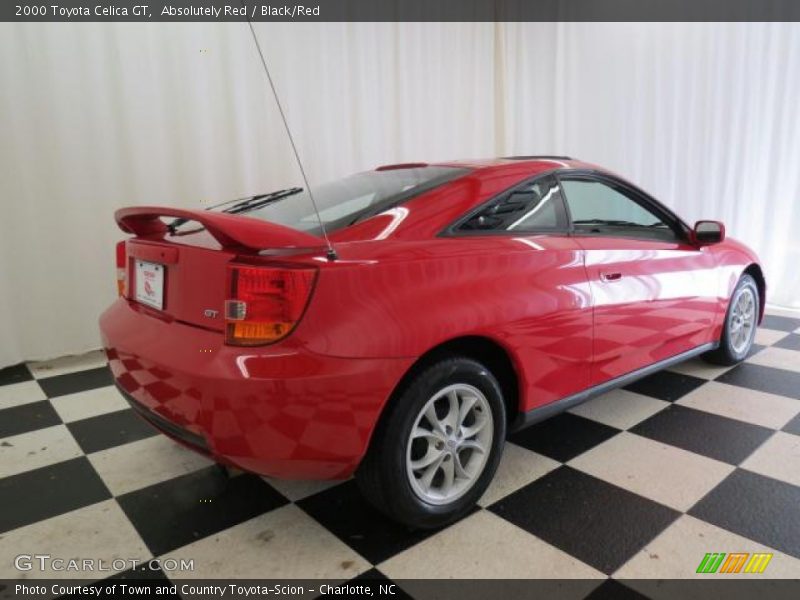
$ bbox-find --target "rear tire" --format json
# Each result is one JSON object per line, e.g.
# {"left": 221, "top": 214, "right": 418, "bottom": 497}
{"left": 703, "top": 274, "right": 759, "bottom": 366}
{"left": 356, "top": 356, "right": 506, "bottom": 529}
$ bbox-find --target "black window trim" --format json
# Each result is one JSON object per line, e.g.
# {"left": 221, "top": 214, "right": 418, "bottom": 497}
{"left": 555, "top": 169, "right": 691, "bottom": 243}
{"left": 440, "top": 167, "right": 692, "bottom": 242}
{"left": 441, "top": 169, "right": 572, "bottom": 237}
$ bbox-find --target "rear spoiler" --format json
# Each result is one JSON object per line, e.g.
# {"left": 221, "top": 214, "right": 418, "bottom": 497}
{"left": 115, "top": 206, "right": 325, "bottom": 252}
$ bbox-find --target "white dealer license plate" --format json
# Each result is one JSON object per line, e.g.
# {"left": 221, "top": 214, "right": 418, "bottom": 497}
{"left": 135, "top": 260, "right": 164, "bottom": 310}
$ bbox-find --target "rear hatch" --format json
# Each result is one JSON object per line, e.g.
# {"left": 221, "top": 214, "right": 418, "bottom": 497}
{"left": 116, "top": 206, "right": 325, "bottom": 332}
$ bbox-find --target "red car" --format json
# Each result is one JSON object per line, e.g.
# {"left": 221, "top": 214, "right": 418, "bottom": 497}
{"left": 100, "top": 157, "right": 764, "bottom": 528}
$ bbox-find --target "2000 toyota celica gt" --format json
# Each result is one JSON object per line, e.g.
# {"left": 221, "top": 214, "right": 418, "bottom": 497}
{"left": 100, "top": 156, "right": 764, "bottom": 528}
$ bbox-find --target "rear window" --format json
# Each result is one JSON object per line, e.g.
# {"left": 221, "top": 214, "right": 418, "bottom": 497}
{"left": 214, "top": 166, "right": 469, "bottom": 235}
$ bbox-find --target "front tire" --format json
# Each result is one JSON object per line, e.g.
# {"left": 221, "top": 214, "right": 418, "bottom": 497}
{"left": 356, "top": 356, "right": 506, "bottom": 529}
{"left": 703, "top": 273, "right": 759, "bottom": 365}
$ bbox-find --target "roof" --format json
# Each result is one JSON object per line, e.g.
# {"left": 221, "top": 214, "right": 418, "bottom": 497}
{"left": 432, "top": 156, "right": 593, "bottom": 173}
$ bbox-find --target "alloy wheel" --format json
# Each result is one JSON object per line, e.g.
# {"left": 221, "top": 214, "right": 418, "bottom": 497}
{"left": 729, "top": 286, "right": 756, "bottom": 354}
{"left": 406, "top": 383, "right": 494, "bottom": 505}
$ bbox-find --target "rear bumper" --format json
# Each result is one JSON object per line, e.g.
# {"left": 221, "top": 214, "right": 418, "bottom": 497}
{"left": 99, "top": 298, "right": 413, "bottom": 479}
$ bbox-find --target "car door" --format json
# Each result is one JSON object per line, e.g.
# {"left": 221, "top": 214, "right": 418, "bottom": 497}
{"left": 557, "top": 173, "right": 719, "bottom": 386}
{"left": 454, "top": 173, "right": 593, "bottom": 410}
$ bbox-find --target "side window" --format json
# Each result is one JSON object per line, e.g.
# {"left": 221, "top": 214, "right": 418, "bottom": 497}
{"left": 459, "top": 175, "right": 567, "bottom": 232}
{"left": 560, "top": 178, "right": 676, "bottom": 241}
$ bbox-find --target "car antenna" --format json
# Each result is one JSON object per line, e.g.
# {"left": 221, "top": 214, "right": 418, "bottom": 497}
{"left": 241, "top": 11, "right": 338, "bottom": 261}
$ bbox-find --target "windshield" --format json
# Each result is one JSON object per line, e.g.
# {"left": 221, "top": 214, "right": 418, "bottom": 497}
{"left": 209, "top": 166, "right": 469, "bottom": 235}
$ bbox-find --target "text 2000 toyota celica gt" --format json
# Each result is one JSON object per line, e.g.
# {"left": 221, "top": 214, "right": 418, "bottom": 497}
{"left": 100, "top": 157, "right": 764, "bottom": 528}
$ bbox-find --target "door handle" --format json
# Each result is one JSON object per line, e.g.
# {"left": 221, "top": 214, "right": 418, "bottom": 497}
{"left": 600, "top": 271, "right": 623, "bottom": 282}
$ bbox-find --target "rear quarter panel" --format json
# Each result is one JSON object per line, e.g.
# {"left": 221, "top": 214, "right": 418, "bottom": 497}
{"left": 294, "top": 236, "right": 593, "bottom": 412}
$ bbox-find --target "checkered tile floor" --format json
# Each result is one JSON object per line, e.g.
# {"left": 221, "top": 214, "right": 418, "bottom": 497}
{"left": 1, "top": 313, "right": 800, "bottom": 590}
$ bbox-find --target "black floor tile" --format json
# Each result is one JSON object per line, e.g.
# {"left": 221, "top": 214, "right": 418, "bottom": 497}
{"left": 349, "top": 569, "right": 414, "bottom": 599}
{"left": 509, "top": 413, "right": 621, "bottom": 462}
{"left": 774, "top": 333, "right": 800, "bottom": 352}
{"left": 64, "top": 569, "right": 176, "bottom": 599}
{"left": 689, "top": 469, "right": 800, "bottom": 559}
{"left": 351, "top": 567, "right": 392, "bottom": 580}
{"left": 716, "top": 363, "right": 800, "bottom": 400}
{"left": 67, "top": 409, "right": 158, "bottom": 454}
{"left": 116, "top": 466, "right": 287, "bottom": 556}
{"left": 761, "top": 315, "right": 800, "bottom": 332}
{"left": 584, "top": 579, "right": 650, "bottom": 600}
{"left": 0, "top": 457, "right": 111, "bottom": 533}
{"left": 37, "top": 366, "right": 114, "bottom": 398}
{"left": 298, "top": 480, "right": 448, "bottom": 564}
{"left": 0, "top": 363, "right": 33, "bottom": 387}
{"left": 56, "top": 581, "right": 106, "bottom": 599}
{"left": 783, "top": 413, "right": 800, "bottom": 436}
{"left": 106, "top": 565, "right": 172, "bottom": 582}
{"left": 624, "top": 370, "right": 706, "bottom": 402}
{"left": 0, "top": 400, "right": 61, "bottom": 437}
{"left": 489, "top": 466, "right": 679, "bottom": 574}
{"left": 630, "top": 405, "right": 773, "bottom": 465}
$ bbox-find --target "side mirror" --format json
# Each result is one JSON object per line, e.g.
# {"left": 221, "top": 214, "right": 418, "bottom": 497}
{"left": 693, "top": 220, "right": 725, "bottom": 245}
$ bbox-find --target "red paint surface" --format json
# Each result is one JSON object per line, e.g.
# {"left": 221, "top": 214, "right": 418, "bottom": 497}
{"left": 100, "top": 158, "right": 763, "bottom": 479}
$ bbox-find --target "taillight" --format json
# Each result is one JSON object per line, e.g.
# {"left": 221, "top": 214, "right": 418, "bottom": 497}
{"left": 116, "top": 240, "right": 127, "bottom": 297}
{"left": 225, "top": 263, "right": 317, "bottom": 346}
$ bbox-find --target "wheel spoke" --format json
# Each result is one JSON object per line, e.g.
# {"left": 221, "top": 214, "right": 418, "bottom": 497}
{"left": 424, "top": 404, "right": 446, "bottom": 436}
{"left": 738, "top": 327, "right": 746, "bottom": 348}
{"left": 459, "top": 439, "right": 487, "bottom": 454}
{"left": 418, "top": 453, "right": 445, "bottom": 492}
{"left": 411, "top": 444, "right": 445, "bottom": 471}
{"left": 457, "top": 394, "right": 478, "bottom": 429}
{"left": 461, "top": 413, "right": 489, "bottom": 439}
{"left": 453, "top": 451, "right": 469, "bottom": 479}
{"left": 440, "top": 456, "right": 455, "bottom": 495}
{"left": 444, "top": 390, "right": 460, "bottom": 431}
{"left": 412, "top": 426, "right": 442, "bottom": 442}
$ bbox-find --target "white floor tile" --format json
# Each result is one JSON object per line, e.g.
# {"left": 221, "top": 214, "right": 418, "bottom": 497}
{"left": 747, "top": 347, "right": 800, "bottom": 374}
{"left": 89, "top": 435, "right": 213, "bottom": 496}
{"left": 676, "top": 381, "right": 799, "bottom": 430}
{"left": 764, "top": 306, "right": 800, "bottom": 319}
{"left": 568, "top": 432, "right": 734, "bottom": 511}
{"left": 28, "top": 350, "right": 107, "bottom": 379}
{"left": 754, "top": 328, "right": 790, "bottom": 347}
{"left": 0, "top": 500, "right": 149, "bottom": 579}
{"left": 0, "top": 380, "right": 46, "bottom": 408}
{"left": 379, "top": 510, "right": 604, "bottom": 580}
{"left": 667, "top": 358, "right": 734, "bottom": 380}
{"left": 568, "top": 389, "right": 670, "bottom": 430}
{"left": 741, "top": 432, "right": 800, "bottom": 487}
{"left": 0, "top": 424, "right": 83, "bottom": 478}
{"left": 479, "top": 443, "right": 559, "bottom": 506}
{"left": 50, "top": 385, "right": 129, "bottom": 423}
{"left": 163, "top": 504, "right": 370, "bottom": 579}
{"left": 615, "top": 514, "right": 800, "bottom": 582}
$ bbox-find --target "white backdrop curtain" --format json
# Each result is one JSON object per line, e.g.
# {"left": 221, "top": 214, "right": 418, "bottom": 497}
{"left": 0, "top": 22, "right": 798, "bottom": 368}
